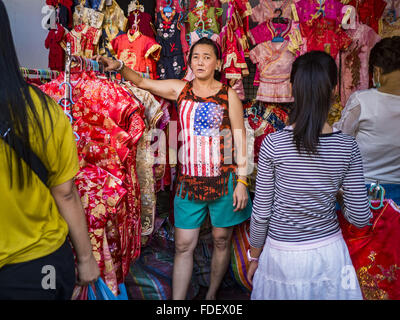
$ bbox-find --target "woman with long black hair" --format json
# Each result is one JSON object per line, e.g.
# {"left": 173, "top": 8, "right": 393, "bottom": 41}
{"left": 247, "top": 51, "right": 372, "bottom": 300}
{"left": 0, "top": 1, "right": 99, "bottom": 299}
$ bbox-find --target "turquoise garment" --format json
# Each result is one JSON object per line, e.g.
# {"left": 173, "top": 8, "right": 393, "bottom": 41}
{"left": 174, "top": 173, "right": 252, "bottom": 229}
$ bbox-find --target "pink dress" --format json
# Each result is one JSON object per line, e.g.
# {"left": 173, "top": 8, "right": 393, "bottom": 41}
{"left": 249, "top": 19, "right": 300, "bottom": 46}
{"left": 250, "top": 40, "right": 295, "bottom": 103}
{"left": 295, "top": 0, "right": 344, "bottom": 25}
{"left": 249, "top": 19, "right": 304, "bottom": 87}
{"left": 251, "top": 0, "right": 293, "bottom": 24}
{"left": 337, "top": 21, "right": 381, "bottom": 106}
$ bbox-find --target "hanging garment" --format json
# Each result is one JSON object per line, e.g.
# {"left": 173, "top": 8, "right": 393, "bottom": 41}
{"left": 249, "top": 19, "right": 301, "bottom": 47}
{"left": 99, "top": 0, "right": 128, "bottom": 57}
{"left": 250, "top": 40, "right": 295, "bottom": 103}
{"left": 338, "top": 200, "right": 400, "bottom": 300}
{"left": 45, "top": 23, "right": 66, "bottom": 71}
{"left": 251, "top": 0, "right": 293, "bottom": 24}
{"left": 299, "top": 17, "right": 352, "bottom": 58}
{"left": 111, "top": 30, "right": 161, "bottom": 79}
{"left": 337, "top": 21, "right": 381, "bottom": 106}
{"left": 220, "top": 22, "right": 248, "bottom": 82}
{"left": 187, "top": 0, "right": 222, "bottom": 10}
{"left": 61, "top": 23, "right": 102, "bottom": 58}
{"left": 39, "top": 71, "right": 146, "bottom": 296}
{"left": 155, "top": 10, "right": 186, "bottom": 79}
{"left": 295, "top": 0, "right": 344, "bottom": 26}
{"left": 84, "top": 0, "right": 106, "bottom": 11}
{"left": 348, "top": 0, "right": 387, "bottom": 33}
{"left": 73, "top": 4, "right": 105, "bottom": 29}
{"left": 58, "top": 0, "right": 74, "bottom": 30}
{"left": 127, "top": 11, "right": 155, "bottom": 39}
{"left": 379, "top": 8, "right": 400, "bottom": 38}
{"left": 156, "top": 0, "right": 184, "bottom": 12}
{"left": 122, "top": 82, "right": 166, "bottom": 237}
{"left": 187, "top": 5, "right": 221, "bottom": 34}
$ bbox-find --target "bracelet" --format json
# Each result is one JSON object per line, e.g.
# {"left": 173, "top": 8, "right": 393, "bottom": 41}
{"left": 237, "top": 179, "right": 248, "bottom": 187}
{"left": 247, "top": 249, "right": 259, "bottom": 262}
{"left": 115, "top": 59, "right": 125, "bottom": 72}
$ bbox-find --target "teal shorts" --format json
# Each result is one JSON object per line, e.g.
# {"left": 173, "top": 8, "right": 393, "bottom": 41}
{"left": 174, "top": 173, "right": 252, "bottom": 229}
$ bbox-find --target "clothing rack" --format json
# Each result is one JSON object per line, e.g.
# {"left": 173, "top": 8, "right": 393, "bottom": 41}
{"left": 20, "top": 67, "right": 60, "bottom": 81}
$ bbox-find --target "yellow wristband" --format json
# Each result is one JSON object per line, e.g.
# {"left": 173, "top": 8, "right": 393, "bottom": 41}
{"left": 237, "top": 179, "right": 248, "bottom": 187}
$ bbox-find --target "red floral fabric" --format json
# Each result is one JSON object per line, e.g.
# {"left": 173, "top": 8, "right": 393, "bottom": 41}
{"left": 338, "top": 200, "right": 400, "bottom": 300}
{"left": 348, "top": 0, "right": 387, "bottom": 33}
{"left": 39, "top": 71, "right": 145, "bottom": 295}
{"left": 300, "top": 17, "right": 352, "bottom": 58}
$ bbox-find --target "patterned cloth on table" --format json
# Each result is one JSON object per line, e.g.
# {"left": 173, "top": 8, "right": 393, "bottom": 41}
{"left": 39, "top": 71, "right": 145, "bottom": 297}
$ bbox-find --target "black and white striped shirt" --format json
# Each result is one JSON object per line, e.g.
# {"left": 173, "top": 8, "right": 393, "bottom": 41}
{"left": 250, "top": 128, "right": 372, "bottom": 247}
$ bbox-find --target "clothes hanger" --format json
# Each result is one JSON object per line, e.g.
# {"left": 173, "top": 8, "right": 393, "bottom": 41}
{"left": 163, "top": 0, "right": 173, "bottom": 14}
{"left": 272, "top": 27, "right": 285, "bottom": 42}
{"left": 272, "top": 8, "right": 289, "bottom": 24}
{"left": 369, "top": 182, "right": 385, "bottom": 210}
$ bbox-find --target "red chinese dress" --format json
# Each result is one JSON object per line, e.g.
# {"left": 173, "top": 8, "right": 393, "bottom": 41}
{"left": 39, "top": 71, "right": 146, "bottom": 296}
{"left": 348, "top": 0, "right": 387, "bottom": 33}
{"left": 111, "top": 30, "right": 161, "bottom": 79}
{"left": 300, "top": 17, "right": 352, "bottom": 58}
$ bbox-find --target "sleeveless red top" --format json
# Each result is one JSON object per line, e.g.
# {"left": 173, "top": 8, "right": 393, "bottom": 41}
{"left": 175, "top": 81, "right": 237, "bottom": 201}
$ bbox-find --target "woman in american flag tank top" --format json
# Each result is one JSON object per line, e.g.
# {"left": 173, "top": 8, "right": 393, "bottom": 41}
{"left": 96, "top": 37, "right": 252, "bottom": 300}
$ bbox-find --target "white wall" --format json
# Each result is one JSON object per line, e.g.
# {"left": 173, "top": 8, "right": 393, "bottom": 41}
{"left": 3, "top": 0, "right": 49, "bottom": 69}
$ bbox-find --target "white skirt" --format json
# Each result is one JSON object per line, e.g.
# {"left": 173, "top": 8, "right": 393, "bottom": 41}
{"left": 251, "top": 231, "right": 363, "bottom": 300}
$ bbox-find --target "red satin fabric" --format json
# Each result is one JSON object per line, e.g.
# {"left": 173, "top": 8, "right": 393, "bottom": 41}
{"left": 40, "top": 71, "right": 145, "bottom": 295}
{"left": 338, "top": 200, "right": 400, "bottom": 300}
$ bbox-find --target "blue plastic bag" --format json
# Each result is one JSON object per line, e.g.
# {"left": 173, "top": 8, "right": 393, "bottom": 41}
{"left": 88, "top": 278, "right": 128, "bottom": 300}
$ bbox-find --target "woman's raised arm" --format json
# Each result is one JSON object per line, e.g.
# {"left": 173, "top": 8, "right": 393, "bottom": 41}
{"left": 95, "top": 55, "right": 187, "bottom": 101}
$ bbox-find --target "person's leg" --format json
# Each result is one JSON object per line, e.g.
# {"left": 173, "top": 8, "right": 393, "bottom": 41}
{"left": 172, "top": 227, "right": 200, "bottom": 300}
{"left": 205, "top": 226, "right": 234, "bottom": 300}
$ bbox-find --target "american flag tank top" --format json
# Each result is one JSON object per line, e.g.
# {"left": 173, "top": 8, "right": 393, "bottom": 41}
{"left": 175, "top": 81, "right": 237, "bottom": 201}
